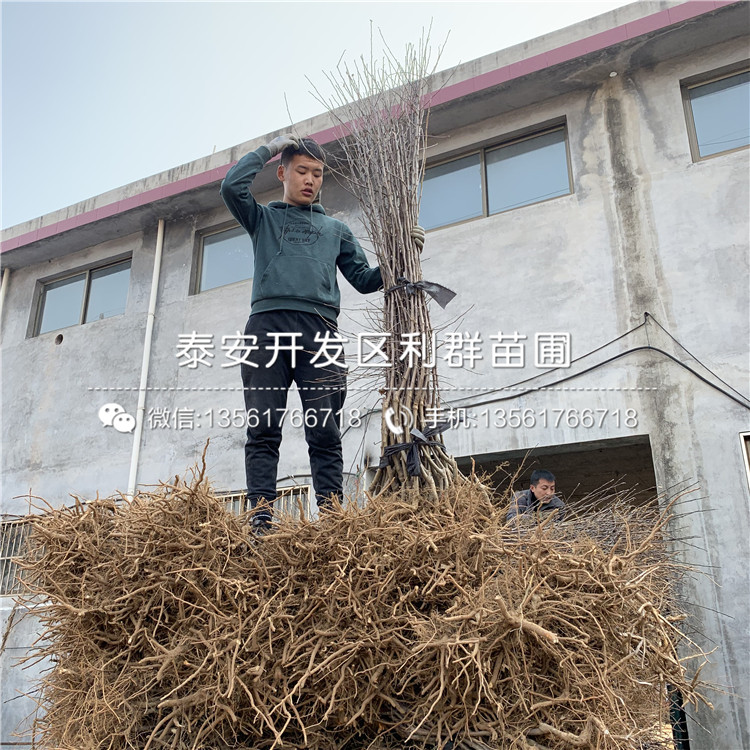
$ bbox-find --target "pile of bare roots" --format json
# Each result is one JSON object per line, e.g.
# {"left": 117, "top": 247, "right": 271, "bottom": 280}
{"left": 13, "top": 470, "right": 711, "bottom": 750}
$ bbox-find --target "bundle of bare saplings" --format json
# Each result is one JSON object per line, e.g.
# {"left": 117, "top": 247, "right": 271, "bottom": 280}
{"left": 14, "top": 465, "right": 710, "bottom": 750}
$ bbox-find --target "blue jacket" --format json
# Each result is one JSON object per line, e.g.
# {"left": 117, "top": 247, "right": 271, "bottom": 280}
{"left": 220, "top": 146, "right": 382, "bottom": 322}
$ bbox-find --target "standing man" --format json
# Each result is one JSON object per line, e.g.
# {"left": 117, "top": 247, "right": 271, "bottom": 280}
{"left": 220, "top": 134, "right": 382, "bottom": 532}
{"left": 506, "top": 469, "right": 566, "bottom": 522}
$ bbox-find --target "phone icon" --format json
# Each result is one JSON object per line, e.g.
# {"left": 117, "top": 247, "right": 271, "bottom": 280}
{"left": 384, "top": 407, "right": 404, "bottom": 435}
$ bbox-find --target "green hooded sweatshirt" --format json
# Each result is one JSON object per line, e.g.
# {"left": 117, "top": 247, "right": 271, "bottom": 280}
{"left": 220, "top": 146, "right": 382, "bottom": 322}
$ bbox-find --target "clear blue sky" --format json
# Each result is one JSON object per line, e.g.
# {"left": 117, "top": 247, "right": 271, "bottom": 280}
{"left": 2, "top": 1, "right": 632, "bottom": 229}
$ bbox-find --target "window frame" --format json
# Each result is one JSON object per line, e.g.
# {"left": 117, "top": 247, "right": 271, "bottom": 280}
{"left": 485, "top": 126, "right": 574, "bottom": 217}
{"left": 741, "top": 432, "right": 750, "bottom": 493}
{"left": 682, "top": 63, "right": 750, "bottom": 162}
{"left": 418, "top": 149, "right": 485, "bottom": 231}
{"left": 192, "top": 221, "right": 254, "bottom": 295}
{"left": 420, "top": 122, "right": 573, "bottom": 232}
{"left": 32, "top": 256, "right": 132, "bottom": 337}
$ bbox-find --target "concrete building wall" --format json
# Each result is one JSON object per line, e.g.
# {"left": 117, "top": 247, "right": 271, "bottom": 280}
{"left": 2, "top": 228, "right": 151, "bottom": 507}
{"left": 2, "top": 3, "right": 748, "bottom": 746}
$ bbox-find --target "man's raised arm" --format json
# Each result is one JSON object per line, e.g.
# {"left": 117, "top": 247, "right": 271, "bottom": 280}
{"left": 220, "top": 135, "right": 299, "bottom": 234}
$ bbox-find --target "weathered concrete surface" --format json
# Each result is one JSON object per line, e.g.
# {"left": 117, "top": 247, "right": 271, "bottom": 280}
{"left": 0, "top": 606, "right": 42, "bottom": 746}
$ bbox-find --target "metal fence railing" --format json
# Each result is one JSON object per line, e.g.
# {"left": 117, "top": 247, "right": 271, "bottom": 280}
{"left": 0, "top": 518, "right": 31, "bottom": 596}
{"left": 220, "top": 485, "right": 314, "bottom": 520}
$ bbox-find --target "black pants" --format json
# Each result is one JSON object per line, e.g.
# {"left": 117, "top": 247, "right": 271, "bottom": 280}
{"left": 241, "top": 310, "right": 346, "bottom": 520}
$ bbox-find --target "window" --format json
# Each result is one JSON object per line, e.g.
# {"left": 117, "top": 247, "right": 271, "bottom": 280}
{"left": 197, "top": 225, "right": 253, "bottom": 293}
{"left": 36, "top": 258, "right": 131, "bottom": 335}
{"left": 1, "top": 519, "right": 30, "bottom": 596}
{"left": 420, "top": 154, "right": 482, "bottom": 230}
{"left": 486, "top": 129, "right": 570, "bottom": 213}
{"left": 742, "top": 433, "right": 750, "bottom": 491}
{"left": 684, "top": 69, "right": 750, "bottom": 159}
{"left": 419, "top": 126, "right": 572, "bottom": 230}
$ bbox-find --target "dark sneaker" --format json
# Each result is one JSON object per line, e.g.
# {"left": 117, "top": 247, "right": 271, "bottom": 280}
{"left": 252, "top": 517, "right": 273, "bottom": 537}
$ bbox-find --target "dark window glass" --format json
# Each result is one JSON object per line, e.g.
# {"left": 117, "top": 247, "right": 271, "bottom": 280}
{"left": 199, "top": 226, "right": 253, "bottom": 292}
{"left": 419, "top": 153, "right": 483, "bottom": 230}
{"left": 36, "top": 259, "right": 131, "bottom": 335}
{"left": 486, "top": 129, "right": 570, "bottom": 214}
{"left": 689, "top": 71, "right": 750, "bottom": 157}
{"left": 38, "top": 273, "right": 86, "bottom": 334}
{"left": 85, "top": 260, "right": 131, "bottom": 322}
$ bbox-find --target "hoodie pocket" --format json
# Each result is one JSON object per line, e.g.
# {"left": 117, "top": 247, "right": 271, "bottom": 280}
{"left": 257, "top": 255, "right": 335, "bottom": 302}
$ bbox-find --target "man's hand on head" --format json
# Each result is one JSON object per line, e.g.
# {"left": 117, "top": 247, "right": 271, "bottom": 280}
{"left": 266, "top": 134, "right": 300, "bottom": 158}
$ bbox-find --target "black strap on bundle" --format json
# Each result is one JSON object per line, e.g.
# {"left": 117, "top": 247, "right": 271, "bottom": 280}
{"left": 384, "top": 276, "right": 456, "bottom": 309}
{"left": 377, "top": 421, "right": 452, "bottom": 477}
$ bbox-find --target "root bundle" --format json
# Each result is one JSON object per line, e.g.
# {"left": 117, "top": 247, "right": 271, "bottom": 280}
{"left": 14, "top": 472, "right": 709, "bottom": 749}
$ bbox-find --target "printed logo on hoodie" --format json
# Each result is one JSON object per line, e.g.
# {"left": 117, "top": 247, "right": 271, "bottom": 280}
{"left": 280, "top": 222, "right": 323, "bottom": 246}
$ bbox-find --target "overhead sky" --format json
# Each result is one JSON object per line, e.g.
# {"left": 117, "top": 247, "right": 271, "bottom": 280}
{"left": 2, "top": 0, "right": 634, "bottom": 229}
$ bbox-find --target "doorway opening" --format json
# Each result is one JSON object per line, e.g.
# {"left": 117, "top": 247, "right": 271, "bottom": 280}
{"left": 457, "top": 434, "right": 658, "bottom": 511}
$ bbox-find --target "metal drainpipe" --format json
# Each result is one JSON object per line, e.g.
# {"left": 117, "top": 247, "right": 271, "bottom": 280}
{"left": 0, "top": 267, "right": 10, "bottom": 342}
{"left": 127, "top": 219, "right": 165, "bottom": 497}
